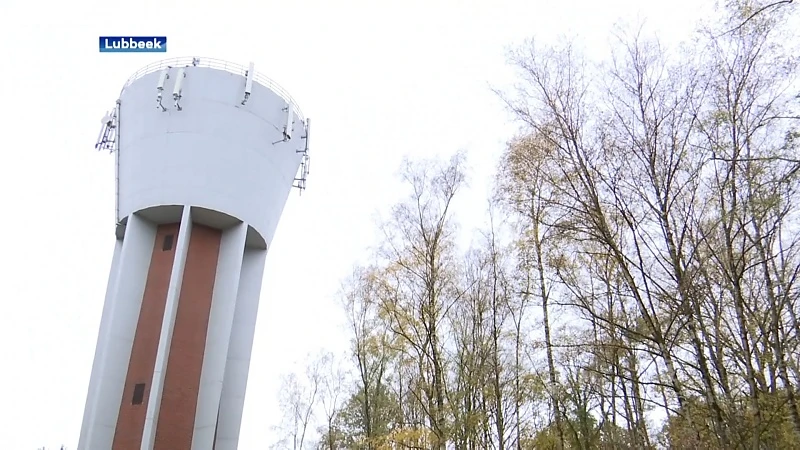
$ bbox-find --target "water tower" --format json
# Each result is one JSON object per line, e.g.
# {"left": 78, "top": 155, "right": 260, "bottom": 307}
{"left": 78, "top": 57, "right": 311, "bottom": 450}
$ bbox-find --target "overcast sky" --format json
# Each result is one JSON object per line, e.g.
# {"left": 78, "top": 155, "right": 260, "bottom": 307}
{"left": 0, "top": 0, "right": 711, "bottom": 448}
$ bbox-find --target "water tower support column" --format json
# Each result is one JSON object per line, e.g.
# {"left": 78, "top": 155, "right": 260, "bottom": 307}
{"left": 192, "top": 221, "right": 249, "bottom": 449}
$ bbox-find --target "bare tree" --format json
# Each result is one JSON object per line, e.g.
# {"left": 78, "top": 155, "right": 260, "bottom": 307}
{"left": 314, "top": 352, "right": 349, "bottom": 450}
{"left": 339, "top": 266, "right": 398, "bottom": 449}
{"left": 375, "top": 152, "right": 467, "bottom": 449}
{"left": 273, "top": 2, "right": 800, "bottom": 448}
{"left": 273, "top": 357, "right": 324, "bottom": 450}
{"left": 497, "top": 132, "right": 568, "bottom": 450}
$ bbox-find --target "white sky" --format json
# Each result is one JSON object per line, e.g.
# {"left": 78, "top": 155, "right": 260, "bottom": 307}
{"left": 0, "top": 1, "right": 710, "bottom": 448}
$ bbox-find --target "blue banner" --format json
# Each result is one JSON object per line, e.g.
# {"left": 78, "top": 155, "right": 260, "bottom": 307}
{"left": 99, "top": 36, "right": 167, "bottom": 53}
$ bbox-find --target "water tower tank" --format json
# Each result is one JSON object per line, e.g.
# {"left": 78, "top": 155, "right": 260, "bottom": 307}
{"left": 79, "top": 57, "right": 311, "bottom": 450}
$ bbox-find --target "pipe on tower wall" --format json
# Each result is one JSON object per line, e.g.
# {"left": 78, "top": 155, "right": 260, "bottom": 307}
{"left": 79, "top": 213, "right": 157, "bottom": 450}
{"left": 214, "top": 247, "right": 268, "bottom": 450}
{"left": 192, "top": 221, "right": 249, "bottom": 450}
{"left": 141, "top": 206, "right": 193, "bottom": 450}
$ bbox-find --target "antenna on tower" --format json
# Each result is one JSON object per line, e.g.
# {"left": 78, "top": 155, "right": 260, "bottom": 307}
{"left": 293, "top": 118, "right": 311, "bottom": 193}
{"left": 302, "top": 117, "right": 311, "bottom": 175}
{"left": 241, "top": 62, "right": 254, "bottom": 105}
{"left": 156, "top": 68, "right": 170, "bottom": 111}
{"left": 95, "top": 101, "right": 119, "bottom": 152}
{"left": 283, "top": 103, "right": 294, "bottom": 140}
{"left": 173, "top": 68, "right": 186, "bottom": 111}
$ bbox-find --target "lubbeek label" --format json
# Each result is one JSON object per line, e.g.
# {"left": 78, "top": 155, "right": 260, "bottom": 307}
{"left": 99, "top": 37, "right": 167, "bottom": 53}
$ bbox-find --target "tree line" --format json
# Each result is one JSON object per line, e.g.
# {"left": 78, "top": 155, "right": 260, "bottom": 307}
{"left": 272, "top": 1, "right": 800, "bottom": 448}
